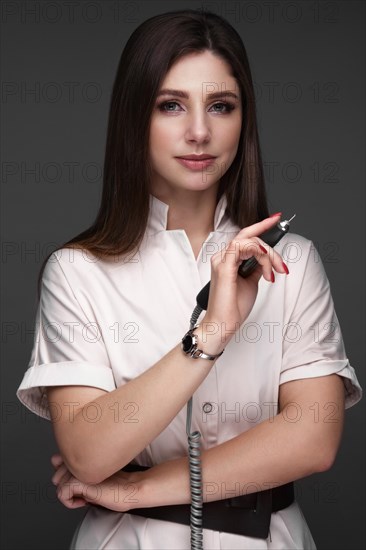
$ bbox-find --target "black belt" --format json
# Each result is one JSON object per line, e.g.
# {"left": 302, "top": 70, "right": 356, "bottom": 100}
{"left": 121, "top": 463, "right": 295, "bottom": 539}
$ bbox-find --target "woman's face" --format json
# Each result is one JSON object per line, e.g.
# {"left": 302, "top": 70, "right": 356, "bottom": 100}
{"left": 148, "top": 50, "right": 242, "bottom": 197}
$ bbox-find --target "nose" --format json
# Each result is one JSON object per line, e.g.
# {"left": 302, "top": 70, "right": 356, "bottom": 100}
{"left": 184, "top": 108, "right": 211, "bottom": 144}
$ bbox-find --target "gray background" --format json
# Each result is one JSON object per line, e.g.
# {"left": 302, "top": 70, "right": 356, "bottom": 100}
{"left": 1, "top": 0, "right": 365, "bottom": 548}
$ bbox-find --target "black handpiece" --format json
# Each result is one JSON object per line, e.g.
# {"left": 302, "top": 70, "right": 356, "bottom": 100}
{"left": 196, "top": 214, "right": 296, "bottom": 311}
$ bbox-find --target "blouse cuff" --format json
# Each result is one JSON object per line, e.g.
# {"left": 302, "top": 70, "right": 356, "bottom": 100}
{"left": 16, "top": 361, "right": 116, "bottom": 420}
{"left": 279, "top": 359, "right": 362, "bottom": 409}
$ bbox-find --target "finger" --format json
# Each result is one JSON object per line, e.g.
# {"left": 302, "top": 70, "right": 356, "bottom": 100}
{"left": 221, "top": 238, "right": 272, "bottom": 280}
{"left": 215, "top": 238, "right": 272, "bottom": 282}
{"left": 68, "top": 498, "right": 89, "bottom": 509}
{"left": 51, "top": 454, "right": 64, "bottom": 470}
{"left": 234, "top": 237, "right": 288, "bottom": 282}
{"left": 56, "top": 481, "right": 73, "bottom": 507}
{"left": 52, "top": 464, "right": 69, "bottom": 486}
{"left": 212, "top": 239, "right": 266, "bottom": 283}
{"left": 57, "top": 490, "right": 88, "bottom": 509}
{"left": 238, "top": 240, "right": 274, "bottom": 282}
{"left": 238, "top": 213, "right": 281, "bottom": 239}
{"left": 224, "top": 236, "right": 289, "bottom": 278}
{"left": 57, "top": 480, "right": 87, "bottom": 509}
{"left": 254, "top": 237, "right": 289, "bottom": 275}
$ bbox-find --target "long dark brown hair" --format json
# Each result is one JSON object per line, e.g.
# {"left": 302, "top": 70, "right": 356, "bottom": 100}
{"left": 37, "top": 8, "right": 269, "bottom": 300}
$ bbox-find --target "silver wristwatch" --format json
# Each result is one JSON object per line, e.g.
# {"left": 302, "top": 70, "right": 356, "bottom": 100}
{"left": 181, "top": 325, "right": 224, "bottom": 361}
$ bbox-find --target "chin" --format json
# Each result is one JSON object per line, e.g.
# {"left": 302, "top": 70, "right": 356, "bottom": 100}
{"left": 180, "top": 181, "right": 218, "bottom": 193}
{"left": 151, "top": 172, "right": 220, "bottom": 195}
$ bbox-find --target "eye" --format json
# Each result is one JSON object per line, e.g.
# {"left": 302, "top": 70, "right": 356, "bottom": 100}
{"left": 210, "top": 102, "right": 235, "bottom": 113}
{"left": 157, "top": 101, "right": 182, "bottom": 112}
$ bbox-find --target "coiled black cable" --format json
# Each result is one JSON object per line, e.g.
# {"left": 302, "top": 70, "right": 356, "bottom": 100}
{"left": 186, "top": 304, "right": 204, "bottom": 550}
{"left": 186, "top": 396, "right": 203, "bottom": 549}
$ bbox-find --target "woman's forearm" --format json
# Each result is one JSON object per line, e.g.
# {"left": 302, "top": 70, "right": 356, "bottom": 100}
{"left": 55, "top": 412, "right": 319, "bottom": 512}
{"left": 59, "top": 376, "right": 344, "bottom": 512}
{"left": 128, "top": 416, "right": 316, "bottom": 509}
{"left": 128, "top": 375, "right": 345, "bottom": 509}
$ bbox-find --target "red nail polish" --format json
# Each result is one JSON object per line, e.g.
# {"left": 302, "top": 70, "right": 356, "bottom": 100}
{"left": 270, "top": 212, "right": 282, "bottom": 218}
{"left": 259, "top": 244, "right": 267, "bottom": 254}
{"left": 271, "top": 271, "right": 275, "bottom": 283}
{"left": 282, "top": 262, "right": 289, "bottom": 274}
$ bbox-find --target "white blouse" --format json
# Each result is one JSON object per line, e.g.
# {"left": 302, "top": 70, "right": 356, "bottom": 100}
{"left": 16, "top": 193, "right": 362, "bottom": 550}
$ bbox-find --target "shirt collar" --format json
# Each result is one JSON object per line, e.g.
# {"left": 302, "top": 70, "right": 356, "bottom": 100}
{"left": 147, "top": 192, "right": 233, "bottom": 234}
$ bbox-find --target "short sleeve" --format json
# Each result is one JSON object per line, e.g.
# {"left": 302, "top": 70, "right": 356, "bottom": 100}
{"left": 280, "top": 237, "right": 362, "bottom": 409}
{"left": 16, "top": 251, "right": 116, "bottom": 420}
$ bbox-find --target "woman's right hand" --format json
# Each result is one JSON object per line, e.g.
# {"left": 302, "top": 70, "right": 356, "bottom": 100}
{"left": 199, "top": 213, "right": 289, "bottom": 353}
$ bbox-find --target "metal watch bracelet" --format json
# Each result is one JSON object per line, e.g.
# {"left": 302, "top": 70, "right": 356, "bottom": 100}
{"left": 181, "top": 325, "right": 225, "bottom": 361}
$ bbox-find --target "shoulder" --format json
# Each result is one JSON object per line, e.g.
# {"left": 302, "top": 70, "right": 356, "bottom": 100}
{"left": 277, "top": 232, "right": 315, "bottom": 268}
{"left": 276, "top": 231, "right": 313, "bottom": 253}
{"left": 42, "top": 246, "right": 130, "bottom": 294}
{"left": 41, "top": 247, "right": 102, "bottom": 291}
{"left": 44, "top": 246, "right": 93, "bottom": 273}
{"left": 277, "top": 232, "right": 331, "bottom": 295}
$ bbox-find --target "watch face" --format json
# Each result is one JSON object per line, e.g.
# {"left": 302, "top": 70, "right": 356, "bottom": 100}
{"left": 182, "top": 333, "right": 193, "bottom": 353}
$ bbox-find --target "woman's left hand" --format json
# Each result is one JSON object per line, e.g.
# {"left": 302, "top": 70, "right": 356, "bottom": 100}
{"left": 50, "top": 454, "right": 142, "bottom": 512}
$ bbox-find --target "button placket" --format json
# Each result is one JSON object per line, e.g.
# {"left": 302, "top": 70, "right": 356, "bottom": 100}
{"left": 199, "top": 365, "right": 220, "bottom": 447}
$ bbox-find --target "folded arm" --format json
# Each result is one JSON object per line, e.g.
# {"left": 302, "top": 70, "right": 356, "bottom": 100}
{"left": 53, "top": 374, "right": 345, "bottom": 511}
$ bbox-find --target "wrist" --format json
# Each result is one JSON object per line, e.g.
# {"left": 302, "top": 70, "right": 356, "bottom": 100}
{"left": 182, "top": 324, "right": 225, "bottom": 360}
{"left": 131, "top": 461, "right": 191, "bottom": 508}
{"left": 122, "top": 471, "right": 146, "bottom": 511}
{"left": 196, "top": 320, "right": 228, "bottom": 355}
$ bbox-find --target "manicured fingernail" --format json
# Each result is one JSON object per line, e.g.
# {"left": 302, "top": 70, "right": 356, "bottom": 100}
{"left": 271, "top": 270, "right": 275, "bottom": 283}
{"left": 270, "top": 212, "right": 282, "bottom": 218}
{"left": 282, "top": 261, "right": 289, "bottom": 274}
{"left": 259, "top": 244, "right": 267, "bottom": 254}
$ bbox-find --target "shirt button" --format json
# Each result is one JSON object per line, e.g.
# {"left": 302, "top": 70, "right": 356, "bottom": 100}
{"left": 202, "top": 402, "right": 213, "bottom": 413}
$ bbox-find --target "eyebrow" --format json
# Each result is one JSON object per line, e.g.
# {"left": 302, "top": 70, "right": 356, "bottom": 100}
{"left": 156, "top": 88, "right": 239, "bottom": 100}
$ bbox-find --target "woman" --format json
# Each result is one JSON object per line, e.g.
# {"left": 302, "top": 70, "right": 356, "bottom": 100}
{"left": 16, "top": 8, "right": 362, "bottom": 550}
